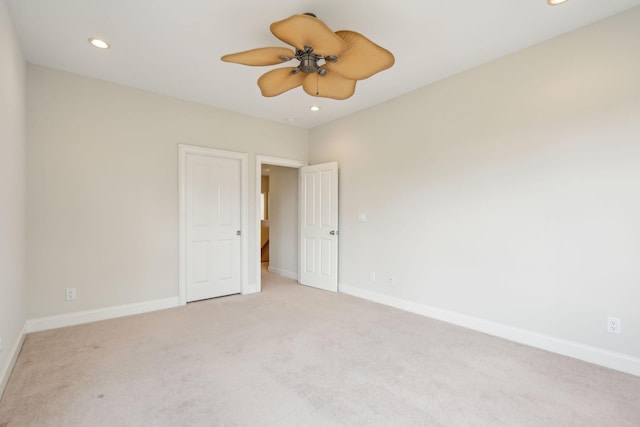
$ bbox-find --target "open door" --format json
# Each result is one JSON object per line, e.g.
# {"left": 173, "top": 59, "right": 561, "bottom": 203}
{"left": 299, "top": 162, "right": 339, "bottom": 292}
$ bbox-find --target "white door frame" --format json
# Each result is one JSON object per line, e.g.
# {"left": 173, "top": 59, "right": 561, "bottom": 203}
{"left": 179, "top": 144, "right": 249, "bottom": 305}
{"left": 255, "top": 155, "right": 307, "bottom": 292}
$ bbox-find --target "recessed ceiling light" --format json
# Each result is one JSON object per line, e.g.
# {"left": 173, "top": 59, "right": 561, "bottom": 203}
{"left": 89, "top": 37, "right": 110, "bottom": 49}
{"left": 309, "top": 106, "right": 320, "bottom": 112}
{"left": 547, "top": 0, "right": 568, "bottom": 5}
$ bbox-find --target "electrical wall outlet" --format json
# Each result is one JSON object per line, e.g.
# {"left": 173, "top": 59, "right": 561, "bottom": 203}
{"left": 369, "top": 272, "right": 376, "bottom": 282}
{"left": 387, "top": 276, "right": 395, "bottom": 287}
{"left": 607, "top": 316, "right": 621, "bottom": 334}
{"left": 66, "top": 287, "right": 77, "bottom": 301}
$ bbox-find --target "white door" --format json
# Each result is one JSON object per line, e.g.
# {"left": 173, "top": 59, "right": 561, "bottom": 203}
{"left": 185, "top": 152, "right": 242, "bottom": 301}
{"left": 299, "top": 162, "right": 339, "bottom": 292}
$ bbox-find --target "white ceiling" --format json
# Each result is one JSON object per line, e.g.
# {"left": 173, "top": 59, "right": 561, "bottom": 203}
{"left": 8, "top": 0, "right": 640, "bottom": 129}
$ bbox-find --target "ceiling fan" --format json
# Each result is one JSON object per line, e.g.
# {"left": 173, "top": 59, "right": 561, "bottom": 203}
{"left": 221, "top": 13, "right": 394, "bottom": 100}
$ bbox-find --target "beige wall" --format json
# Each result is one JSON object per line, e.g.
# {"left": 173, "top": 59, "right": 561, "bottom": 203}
{"left": 310, "top": 8, "right": 640, "bottom": 358}
{"left": 268, "top": 166, "right": 298, "bottom": 277}
{"left": 0, "top": 0, "right": 26, "bottom": 388}
{"left": 26, "top": 65, "right": 308, "bottom": 318}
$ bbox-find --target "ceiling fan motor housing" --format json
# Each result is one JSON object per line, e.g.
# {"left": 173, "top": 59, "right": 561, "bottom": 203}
{"left": 298, "top": 52, "right": 321, "bottom": 73}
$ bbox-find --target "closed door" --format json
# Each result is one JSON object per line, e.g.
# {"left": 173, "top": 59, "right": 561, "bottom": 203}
{"left": 299, "top": 162, "right": 339, "bottom": 292}
{"left": 185, "top": 152, "right": 242, "bottom": 301}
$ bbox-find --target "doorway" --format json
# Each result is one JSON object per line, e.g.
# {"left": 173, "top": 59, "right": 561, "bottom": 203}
{"left": 261, "top": 164, "right": 299, "bottom": 280}
{"left": 255, "top": 156, "right": 307, "bottom": 292}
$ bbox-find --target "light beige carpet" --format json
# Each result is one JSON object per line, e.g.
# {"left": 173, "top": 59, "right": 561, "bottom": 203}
{"left": 1, "top": 269, "right": 639, "bottom": 426}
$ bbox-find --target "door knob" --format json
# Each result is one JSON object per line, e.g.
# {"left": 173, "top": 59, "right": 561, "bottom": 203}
{"left": 236, "top": 230, "right": 241, "bottom": 236}
{"left": 330, "top": 230, "right": 337, "bottom": 236}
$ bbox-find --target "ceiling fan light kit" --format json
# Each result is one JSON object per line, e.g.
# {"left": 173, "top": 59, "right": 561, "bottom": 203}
{"left": 221, "top": 13, "right": 394, "bottom": 100}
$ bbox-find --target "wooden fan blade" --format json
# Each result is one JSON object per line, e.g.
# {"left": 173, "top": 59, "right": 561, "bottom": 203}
{"left": 324, "top": 31, "right": 394, "bottom": 80}
{"left": 270, "top": 15, "right": 347, "bottom": 56}
{"left": 221, "top": 47, "right": 295, "bottom": 66}
{"left": 302, "top": 71, "right": 356, "bottom": 100}
{"left": 258, "top": 67, "right": 307, "bottom": 97}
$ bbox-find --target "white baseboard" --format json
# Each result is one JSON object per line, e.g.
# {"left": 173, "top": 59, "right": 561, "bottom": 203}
{"left": 268, "top": 266, "right": 298, "bottom": 280}
{"left": 0, "top": 322, "right": 27, "bottom": 400}
{"left": 25, "top": 297, "right": 181, "bottom": 333}
{"left": 339, "top": 284, "right": 640, "bottom": 377}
